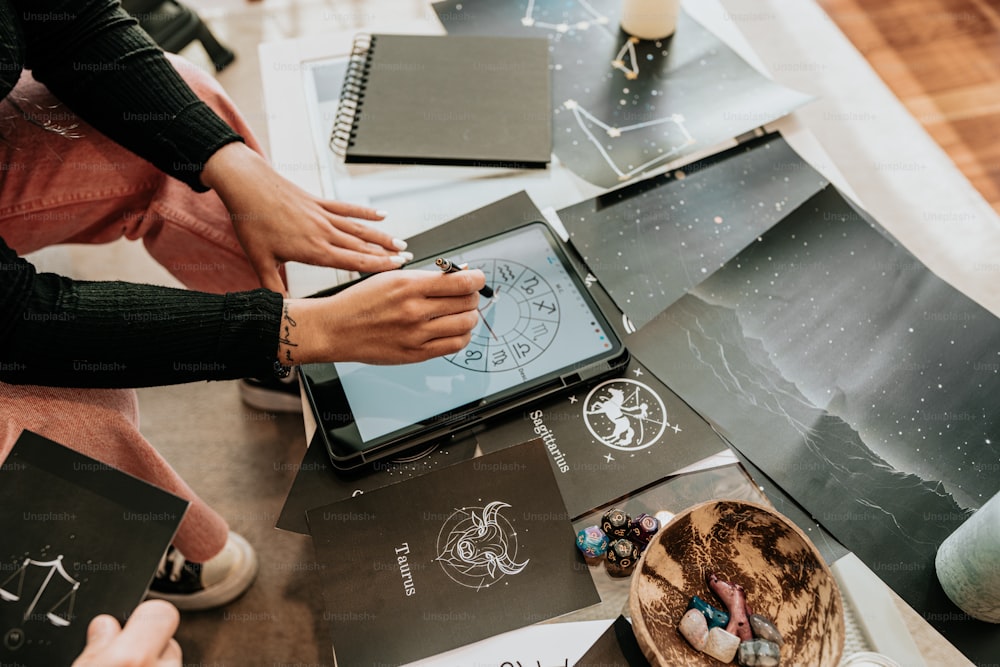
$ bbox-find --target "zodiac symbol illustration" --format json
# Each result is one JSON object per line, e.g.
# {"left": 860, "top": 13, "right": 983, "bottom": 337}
{"left": 1, "top": 554, "right": 80, "bottom": 628}
{"left": 584, "top": 378, "right": 668, "bottom": 451}
{"left": 435, "top": 501, "right": 529, "bottom": 590}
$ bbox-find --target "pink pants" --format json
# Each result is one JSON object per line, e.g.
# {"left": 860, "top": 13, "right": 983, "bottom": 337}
{"left": 0, "top": 55, "right": 264, "bottom": 562}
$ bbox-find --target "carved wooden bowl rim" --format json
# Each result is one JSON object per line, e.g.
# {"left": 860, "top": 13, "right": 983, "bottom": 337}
{"left": 628, "top": 499, "right": 845, "bottom": 667}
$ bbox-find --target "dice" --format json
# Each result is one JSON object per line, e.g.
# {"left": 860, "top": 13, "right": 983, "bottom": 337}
{"left": 605, "top": 538, "right": 641, "bottom": 577}
{"left": 575, "top": 525, "right": 610, "bottom": 559}
{"left": 628, "top": 512, "right": 660, "bottom": 547}
{"left": 600, "top": 508, "right": 631, "bottom": 539}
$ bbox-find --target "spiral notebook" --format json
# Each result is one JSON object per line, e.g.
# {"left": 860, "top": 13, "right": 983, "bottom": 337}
{"left": 329, "top": 33, "right": 552, "bottom": 168}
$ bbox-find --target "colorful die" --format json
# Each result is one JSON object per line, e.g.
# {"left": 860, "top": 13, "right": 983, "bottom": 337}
{"left": 575, "top": 525, "right": 610, "bottom": 559}
{"left": 600, "top": 508, "right": 632, "bottom": 539}
{"left": 627, "top": 512, "right": 660, "bottom": 547}
{"left": 604, "top": 538, "right": 641, "bottom": 577}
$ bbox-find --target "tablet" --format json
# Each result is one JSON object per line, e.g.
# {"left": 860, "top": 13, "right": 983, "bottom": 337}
{"left": 301, "top": 221, "right": 628, "bottom": 470}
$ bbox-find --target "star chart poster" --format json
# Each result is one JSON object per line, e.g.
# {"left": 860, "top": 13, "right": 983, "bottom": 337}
{"left": 0, "top": 432, "right": 187, "bottom": 666}
{"left": 559, "top": 133, "right": 829, "bottom": 329}
{"left": 433, "top": 1, "right": 811, "bottom": 188}
{"left": 307, "top": 440, "right": 599, "bottom": 666}
{"left": 626, "top": 186, "right": 1000, "bottom": 664}
{"left": 476, "top": 356, "right": 730, "bottom": 518}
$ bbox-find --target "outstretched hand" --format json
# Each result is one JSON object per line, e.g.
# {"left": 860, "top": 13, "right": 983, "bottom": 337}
{"left": 71, "top": 600, "right": 181, "bottom": 667}
{"left": 201, "top": 142, "right": 411, "bottom": 294}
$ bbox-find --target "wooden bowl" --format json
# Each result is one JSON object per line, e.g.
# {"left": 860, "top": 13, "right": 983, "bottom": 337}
{"left": 629, "top": 500, "right": 844, "bottom": 666}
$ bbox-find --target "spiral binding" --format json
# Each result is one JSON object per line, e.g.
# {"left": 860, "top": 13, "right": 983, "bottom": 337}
{"left": 330, "top": 33, "right": 375, "bottom": 159}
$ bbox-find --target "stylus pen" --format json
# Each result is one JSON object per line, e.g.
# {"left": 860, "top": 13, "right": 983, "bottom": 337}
{"left": 435, "top": 258, "right": 494, "bottom": 298}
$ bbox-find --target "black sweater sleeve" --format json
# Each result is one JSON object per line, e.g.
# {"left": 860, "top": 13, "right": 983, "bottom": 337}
{"left": 0, "top": 1, "right": 286, "bottom": 386}
{"left": 0, "top": 239, "right": 284, "bottom": 387}
{"left": 11, "top": 0, "right": 242, "bottom": 191}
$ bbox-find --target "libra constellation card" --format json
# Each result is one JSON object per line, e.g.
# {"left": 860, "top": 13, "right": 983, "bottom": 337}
{"left": 307, "top": 440, "right": 598, "bottom": 666}
{"left": 433, "top": 0, "right": 811, "bottom": 187}
{"left": 0, "top": 431, "right": 187, "bottom": 666}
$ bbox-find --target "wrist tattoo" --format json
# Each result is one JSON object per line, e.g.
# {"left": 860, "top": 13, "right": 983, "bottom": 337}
{"left": 278, "top": 302, "right": 299, "bottom": 364}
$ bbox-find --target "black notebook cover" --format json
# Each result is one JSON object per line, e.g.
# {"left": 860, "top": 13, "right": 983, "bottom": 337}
{"left": 0, "top": 430, "right": 188, "bottom": 666}
{"left": 330, "top": 33, "right": 552, "bottom": 167}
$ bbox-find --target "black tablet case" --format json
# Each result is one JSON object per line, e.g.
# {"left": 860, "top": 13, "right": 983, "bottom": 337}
{"left": 301, "top": 213, "right": 627, "bottom": 471}
{"left": 330, "top": 34, "right": 552, "bottom": 167}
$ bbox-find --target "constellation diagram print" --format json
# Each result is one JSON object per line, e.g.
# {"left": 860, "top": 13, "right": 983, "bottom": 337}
{"left": 445, "top": 258, "right": 560, "bottom": 372}
{"left": 435, "top": 501, "right": 529, "bottom": 590}
{"left": 612, "top": 36, "right": 640, "bottom": 79}
{"left": 520, "top": 0, "right": 610, "bottom": 33}
{"left": 562, "top": 100, "right": 693, "bottom": 183}
{"left": 434, "top": 0, "right": 812, "bottom": 188}
{"left": 584, "top": 378, "right": 669, "bottom": 451}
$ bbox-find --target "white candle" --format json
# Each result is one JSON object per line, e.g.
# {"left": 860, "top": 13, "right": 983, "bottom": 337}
{"left": 935, "top": 490, "right": 1000, "bottom": 622}
{"left": 621, "top": 0, "right": 680, "bottom": 40}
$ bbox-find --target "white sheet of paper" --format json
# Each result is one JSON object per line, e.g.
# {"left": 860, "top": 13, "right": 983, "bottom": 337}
{"left": 401, "top": 618, "right": 613, "bottom": 667}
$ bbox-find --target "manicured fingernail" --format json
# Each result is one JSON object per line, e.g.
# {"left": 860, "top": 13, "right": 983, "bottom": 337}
{"left": 392, "top": 238, "right": 407, "bottom": 250}
{"left": 390, "top": 255, "right": 406, "bottom": 265}
{"left": 376, "top": 210, "right": 389, "bottom": 218}
{"left": 399, "top": 251, "right": 414, "bottom": 260}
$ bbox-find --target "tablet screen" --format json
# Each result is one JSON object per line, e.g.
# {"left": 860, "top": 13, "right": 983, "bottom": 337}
{"left": 333, "top": 223, "right": 618, "bottom": 443}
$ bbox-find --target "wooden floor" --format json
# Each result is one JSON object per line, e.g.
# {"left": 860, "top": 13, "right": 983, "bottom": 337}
{"left": 817, "top": 0, "right": 1000, "bottom": 214}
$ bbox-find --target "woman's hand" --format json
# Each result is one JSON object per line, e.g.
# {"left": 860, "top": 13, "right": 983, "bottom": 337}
{"left": 201, "top": 143, "right": 411, "bottom": 294}
{"left": 71, "top": 600, "right": 181, "bottom": 667}
{"left": 279, "top": 268, "right": 486, "bottom": 366}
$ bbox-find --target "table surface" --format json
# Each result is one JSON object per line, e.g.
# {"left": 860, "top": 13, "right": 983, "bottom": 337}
{"left": 259, "top": 0, "right": 993, "bottom": 664}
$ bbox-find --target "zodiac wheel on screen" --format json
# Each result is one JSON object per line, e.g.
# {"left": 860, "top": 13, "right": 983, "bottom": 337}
{"left": 445, "top": 259, "right": 560, "bottom": 373}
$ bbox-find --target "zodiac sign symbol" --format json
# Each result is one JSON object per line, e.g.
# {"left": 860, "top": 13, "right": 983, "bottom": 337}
{"left": 584, "top": 378, "right": 667, "bottom": 451}
{"left": 1, "top": 555, "right": 80, "bottom": 627}
{"left": 435, "top": 501, "right": 529, "bottom": 590}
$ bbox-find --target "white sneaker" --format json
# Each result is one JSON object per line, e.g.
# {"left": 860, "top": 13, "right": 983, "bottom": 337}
{"left": 147, "top": 531, "right": 258, "bottom": 611}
